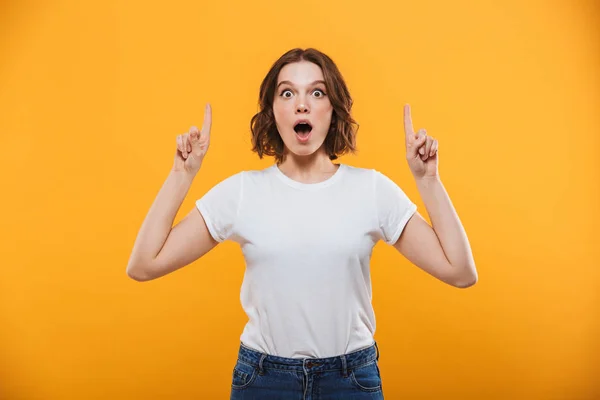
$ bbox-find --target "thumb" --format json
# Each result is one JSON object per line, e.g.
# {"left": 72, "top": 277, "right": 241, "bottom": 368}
{"left": 189, "top": 125, "right": 208, "bottom": 156}
{"left": 409, "top": 129, "right": 427, "bottom": 156}
{"left": 189, "top": 126, "right": 200, "bottom": 144}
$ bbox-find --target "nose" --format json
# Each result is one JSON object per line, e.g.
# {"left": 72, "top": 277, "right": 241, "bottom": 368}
{"left": 296, "top": 102, "right": 309, "bottom": 113}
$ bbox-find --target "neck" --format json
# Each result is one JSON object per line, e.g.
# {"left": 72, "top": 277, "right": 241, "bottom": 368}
{"left": 277, "top": 150, "right": 339, "bottom": 183}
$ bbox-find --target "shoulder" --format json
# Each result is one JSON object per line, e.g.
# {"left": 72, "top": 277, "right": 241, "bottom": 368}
{"left": 209, "top": 166, "right": 270, "bottom": 185}
{"left": 237, "top": 165, "right": 275, "bottom": 184}
{"left": 341, "top": 164, "right": 391, "bottom": 188}
{"left": 340, "top": 164, "right": 377, "bottom": 180}
{"left": 241, "top": 166, "right": 271, "bottom": 177}
{"left": 351, "top": 167, "right": 413, "bottom": 200}
{"left": 209, "top": 170, "right": 245, "bottom": 188}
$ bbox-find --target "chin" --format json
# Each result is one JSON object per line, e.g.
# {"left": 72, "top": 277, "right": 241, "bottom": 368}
{"left": 284, "top": 145, "right": 317, "bottom": 157}
{"left": 280, "top": 131, "right": 327, "bottom": 158}
{"left": 292, "top": 149, "right": 320, "bottom": 158}
{"left": 292, "top": 143, "right": 327, "bottom": 157}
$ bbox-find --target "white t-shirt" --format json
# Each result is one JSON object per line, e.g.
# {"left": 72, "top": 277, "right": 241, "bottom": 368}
{"left": 196, "top": 163, "right": 417, "bottom": 358}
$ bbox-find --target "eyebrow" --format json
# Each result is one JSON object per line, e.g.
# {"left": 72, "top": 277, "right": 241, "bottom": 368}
{"left": 276, "top": 80, "right": 326, "bottom": 89}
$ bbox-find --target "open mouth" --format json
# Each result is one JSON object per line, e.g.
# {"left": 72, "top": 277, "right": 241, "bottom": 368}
{"left": 293, "top": 122, "right": 313, "bottom": 137}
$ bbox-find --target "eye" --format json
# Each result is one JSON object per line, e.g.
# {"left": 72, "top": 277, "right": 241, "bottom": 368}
{"left": 313, "top": 89, "right": 326, "bottom": 98}
{"left": 280, "top": 89, "right": 293, "bottom": 98}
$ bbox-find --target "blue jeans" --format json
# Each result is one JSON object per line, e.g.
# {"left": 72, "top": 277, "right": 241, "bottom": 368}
{"left": 230, "top": 341, "right": 384, "bottom": 399}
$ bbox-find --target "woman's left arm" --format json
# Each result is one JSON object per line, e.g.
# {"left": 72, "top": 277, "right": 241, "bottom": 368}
{"left": 392, "top": 105, "right": 478, "bottom": 288}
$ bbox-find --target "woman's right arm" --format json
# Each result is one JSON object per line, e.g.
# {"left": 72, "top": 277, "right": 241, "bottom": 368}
{"left": 125, "top": 169, "right": 218, "bottom": 281}
{"left": 126, "top": 104, "right": 216, "bottom": 282}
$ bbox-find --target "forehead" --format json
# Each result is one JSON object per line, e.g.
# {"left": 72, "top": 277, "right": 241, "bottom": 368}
{"left": 277, "top": 61, "right": 324, "bottom": 85}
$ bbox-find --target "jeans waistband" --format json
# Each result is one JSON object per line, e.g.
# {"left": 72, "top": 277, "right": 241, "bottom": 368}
{"left": 236, "top": 341, "right": 380, "bottom": 374}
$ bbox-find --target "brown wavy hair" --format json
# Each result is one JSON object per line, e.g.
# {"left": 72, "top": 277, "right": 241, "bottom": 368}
{"left": 250, "top": 48, "right": 359, "bottom": 164}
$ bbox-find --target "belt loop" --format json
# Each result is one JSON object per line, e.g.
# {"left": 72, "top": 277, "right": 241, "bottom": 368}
{"left": 340, "top": 354, "right": 348, "bottom": 378}
{"left": 374, "top": 341, "right": 380, "bottom": 361}
{"left": 258, "top": 354, "right": 267, "bottom": 375}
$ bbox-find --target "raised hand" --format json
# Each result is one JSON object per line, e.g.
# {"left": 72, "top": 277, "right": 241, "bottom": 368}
{"left": 404, "top": 104, "right": 439, "bottom": 180}
{"left": 173, "top": 104, "right": 212, "bottom": 174}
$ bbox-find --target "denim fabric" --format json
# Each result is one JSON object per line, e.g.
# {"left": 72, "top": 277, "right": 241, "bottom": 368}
{"left": 230, "top": 341, "right": 384, "bottom": 399}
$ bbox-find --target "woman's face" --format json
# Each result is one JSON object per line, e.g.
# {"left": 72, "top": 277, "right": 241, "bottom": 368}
{"left": 272, "top": 61, "right": 333, "bottom": 159}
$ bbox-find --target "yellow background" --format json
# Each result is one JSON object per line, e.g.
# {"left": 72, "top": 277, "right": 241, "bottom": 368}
{"left": 1, "top": 0, "right": 599, "bottom": 399}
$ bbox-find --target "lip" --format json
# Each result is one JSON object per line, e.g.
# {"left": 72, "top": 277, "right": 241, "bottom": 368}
{"left": 293, "top": 119, "right": 312, "bottom": 128}
{"left": 293, "top": 119, "right": 313, "bottom": 143}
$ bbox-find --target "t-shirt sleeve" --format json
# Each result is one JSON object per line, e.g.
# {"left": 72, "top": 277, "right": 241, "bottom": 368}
{"left": 195, "top": 172, "right": 244, "bottom": 243}
{"left": 373, "top": 170, "right": 418, "bottom": 245}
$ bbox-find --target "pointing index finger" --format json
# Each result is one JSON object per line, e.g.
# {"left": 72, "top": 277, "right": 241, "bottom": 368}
{"left": 404, "top": 104, "right": 415, "bottom": 140}
{"left": 202, "top": 103, "right": 212, "bottom": 137}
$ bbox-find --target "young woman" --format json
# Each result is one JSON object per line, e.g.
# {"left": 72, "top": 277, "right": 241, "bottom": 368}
{"left": 126, "top": 48, "right": 478, "bottom": 399}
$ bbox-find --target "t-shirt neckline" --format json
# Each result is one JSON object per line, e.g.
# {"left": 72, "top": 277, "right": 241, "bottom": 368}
{"left": 271, "top": 163, "right": 346, "bottom": 190}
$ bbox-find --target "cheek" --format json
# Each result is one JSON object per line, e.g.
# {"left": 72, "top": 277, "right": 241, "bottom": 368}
{"left": 274, "top": 99, "right": 293, "bottom": 112}
{"left": 316, "top": 104, "right": 333, "bottom": 124}
{"left": 272, "top": 104, "right": 286, "bottom": 126}
{"left": 316, "top": 99, "right": 333, "bottom": 114}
